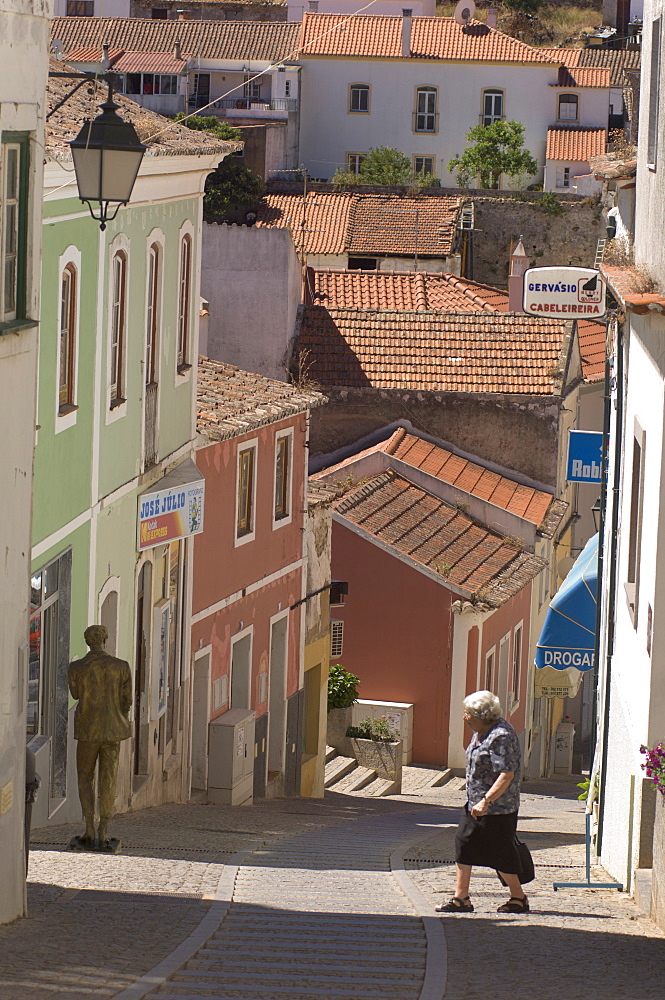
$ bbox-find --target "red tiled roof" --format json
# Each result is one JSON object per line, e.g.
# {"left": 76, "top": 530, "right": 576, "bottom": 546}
{"left": 65, "top": 46, "right": 124, "bottom": 63}
{"left": 333, "top": 470, "right": 544, "bottom": 607}
{"left": 538, "top": 47, "right": 641, "bottom": 88}
{"left": 553, "top": 65, "right": 610, "bottom": 88}
{"left": 546, "top": 127, "right": 607, "bottom": 162}
{"left": 386, "top": 429, "right": 553, "bottom": 525}
{"left": 256, "top": 192, "right": 353, "bottom": 255}
{"left": 578, "top": 319, "right": 606, "bottom": 383}
{"left": 538, "top": 47, "right": 583, "bottom": 67}
{"left": 113, "top": 50, "right": 188, "bottom": 74}
{"left": 197, "top": 356, "right": 326, "bottom": 442}
{"left": 298, "top": 307, "right": 567, "bottom": 394}
{"left": 256, "top": 192, "right": 462, "bottom": 258}
{"left": 51, "top": 17, "right": 300, "bottom": 63}
{"left": 308, "top": 269, "right": 508, "bottom": 312}
{"left": 348, "top": 195, "right": 461, "bottom": 256}
{"left": 299, "top": 13, "right": 556, "bottom": 63}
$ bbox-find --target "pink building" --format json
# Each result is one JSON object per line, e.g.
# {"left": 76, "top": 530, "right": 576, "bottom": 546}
{"left": 191, "top": 359, "right": 326, "bottom": 801}
{"left": 314, "top": 426, "right": 567, "bottom": 769}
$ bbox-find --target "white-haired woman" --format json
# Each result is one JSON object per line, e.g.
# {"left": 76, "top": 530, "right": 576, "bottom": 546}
{"left": 436, "top": 690, "right": 529, "bottom": 914}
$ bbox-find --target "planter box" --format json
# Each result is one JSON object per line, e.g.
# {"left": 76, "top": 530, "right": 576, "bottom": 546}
{"left": 327, "top": 701, "right": 414, "bottom": 763}
{"left": 332, "top": 734, "right": 402, "bottom": 787}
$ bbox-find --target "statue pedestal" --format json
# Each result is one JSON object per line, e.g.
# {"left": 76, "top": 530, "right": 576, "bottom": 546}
{"left": 68, "top": 836, "right": 121, "bottom": 854}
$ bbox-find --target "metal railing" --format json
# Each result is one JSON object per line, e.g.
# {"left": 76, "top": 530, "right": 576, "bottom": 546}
{"left": 412, "top": 111, "right": 439, "bottom": 133}
{"left": 143, "top": 382, "right": 158, "bottom": 469}
{"left": 189, "top": 95, "right": 298, "bottom": 112}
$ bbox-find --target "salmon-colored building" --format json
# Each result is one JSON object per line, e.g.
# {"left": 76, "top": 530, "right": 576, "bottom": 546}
{"left": 314, "top": 426, "right": 567, "bottom": 769}
{"left": 191, "top": 359, "right": 326, "bottom": 800}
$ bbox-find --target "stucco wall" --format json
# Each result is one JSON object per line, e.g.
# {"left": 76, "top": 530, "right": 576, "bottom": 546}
{"left": 330, "top": 521, "right": 453, "bottom": 767}
{"left": 202, "top": 224, "right": 302, "bottom": 381}
{"left": 635, "top": 0, "right": 665, "bottom": 285}
{"left": 309, "top": 388, "right": 561, "bottom": 486}
{"left": 651, "top": 793, "right": 665, "bottom": 931}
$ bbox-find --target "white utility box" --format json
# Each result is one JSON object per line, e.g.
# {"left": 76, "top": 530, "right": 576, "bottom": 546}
{"left": 554, "top": 721, "right": 576, "bottom": 774}
{"left": 208, "top": 709, "right": 255, "bottom": 805}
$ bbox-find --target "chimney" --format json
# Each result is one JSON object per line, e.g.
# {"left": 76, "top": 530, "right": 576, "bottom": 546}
{"left": 508, "top": 237, "right": 530, "bottom": 312}
{"left": 487, "top": 7, "right": 498, "bottom": 28}
{"left": 402, "top": 9, "right": 412, "bottom": 58}
{"left": 101, "top": 43, "right": 111, "bottom": 71}
{"left": 174, "top": 38, "right": 182, "bottom": 61}
{"left": 308, "top": 0, "right": 318, "bottom": 10}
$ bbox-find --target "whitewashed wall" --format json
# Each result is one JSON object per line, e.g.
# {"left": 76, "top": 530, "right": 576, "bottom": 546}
{"left": 299, "top": 56, "right": 583, "bottom": 185}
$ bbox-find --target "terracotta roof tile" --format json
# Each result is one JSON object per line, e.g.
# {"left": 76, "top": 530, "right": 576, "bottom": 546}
{"left": 65, "top": 46, "right": 124, "bottom": 63}
{"left": 537, "top": 47, "right": 641, "bottom": 88}
{"left": 546, "top": 127, "right": 607, "bottom": 162}
{"left": 45, "top": 57, "right": 241, "bottom": 158}
{"left": 197, "top": 356, "right": 326, "bottom": 442}
{"left": 52, "top": 17, "right": 300, "bottom": 63}
{"left": 298, "top": 307, "right": 567, "bottom": 395}
{"left": 257, "top": 192, "right": 462, "bottom": 258}
{"left": 578, "top": 319, "right": 606, "bottom": 383}
{"left": 308, "top": 269, "right": 509, "bottom": 312}
{"left": 299, "top": 13, "right": 556, "bottom": 63}
{"left": 553, "top": 65, "right": 610, "bottom": 88}
{"left": 333, "top": 470, "right": 545, "bottom": 607}
{"left": 113, "top": 50, "right": 189, "bottom": 74}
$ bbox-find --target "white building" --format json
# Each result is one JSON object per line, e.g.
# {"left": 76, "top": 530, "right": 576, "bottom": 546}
{"left": 0, "top": 0, "right": 52, "bottom": 924}
{"left": 298, "top": 12, "right": 610, "bottom": 189}
{"left": 594, "top": 0, "right": 665, "bottom": 918}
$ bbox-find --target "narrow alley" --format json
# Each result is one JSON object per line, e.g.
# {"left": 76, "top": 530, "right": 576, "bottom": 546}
{"left": 2, "top": 774, "right": 663, "bottom": 1000}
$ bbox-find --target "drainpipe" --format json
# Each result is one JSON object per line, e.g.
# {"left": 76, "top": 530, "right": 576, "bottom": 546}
{"left": 402, "top": 9, "right": 412, "bottom": 58}
{"left": 597, "top": 311, "right": 624, "bottom": 854}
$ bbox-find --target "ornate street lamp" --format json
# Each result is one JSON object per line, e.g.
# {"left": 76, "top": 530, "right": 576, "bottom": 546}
{"left": 69, "top": 86, "right": 146, "bottom": 231}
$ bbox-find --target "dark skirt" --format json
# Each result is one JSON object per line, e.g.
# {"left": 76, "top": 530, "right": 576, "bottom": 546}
{"left": 455, "top": 805, "right": 522, "bottom": 874}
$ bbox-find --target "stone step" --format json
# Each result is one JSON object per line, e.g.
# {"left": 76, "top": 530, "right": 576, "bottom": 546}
{"left": 171, "top": 969, "right": 421, "bottom": 991}
{"left": 185, "top": 959, "right": 423, "bottom": 978}
{"left": 328, "top": 763, "right": 377, "bottom": 793}
{"left": 325, "top": 745, "right": 337, "bottom": 763}
{"left": 400, "top": 764, "right": 454, "bottom": 794}
{"left": 210, "top": 928, "right": 425, "bottom": 946}
{"left": 355, "top": 776, "right": 398, "bottom": 796}
{"left": 324, "top": 754, "right": 357, "bottom": 787}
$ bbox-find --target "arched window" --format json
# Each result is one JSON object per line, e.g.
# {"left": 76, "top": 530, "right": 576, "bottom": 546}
{"left": 59, "top": 263, "right": 77, "bottom": 412}
{"left": 414, "top": 87, "right": 438, "bottom": 133}
{"left": 558, "top": 93, "right": 578, "bottom": 122}
{"left": 146, "top": 242, "right": 160, "bottom": 387}
{"left": 482, "top": 89, "right": 504, "bottom": 126}
{"left": 177, "top": 234, "right": 192, "bottom": 370}
{"left": 110, "top": 250, "right": 127, "bottom": 405}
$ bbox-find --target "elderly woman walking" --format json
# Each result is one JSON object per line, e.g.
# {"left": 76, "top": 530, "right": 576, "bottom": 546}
{"left": 437, "top": 690, "right": 529, "bottom": 914}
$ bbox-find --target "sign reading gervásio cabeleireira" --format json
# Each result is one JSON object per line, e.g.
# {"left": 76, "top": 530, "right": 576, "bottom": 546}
{"left": 523, "top": 266, "right": 607, "bottom": 318}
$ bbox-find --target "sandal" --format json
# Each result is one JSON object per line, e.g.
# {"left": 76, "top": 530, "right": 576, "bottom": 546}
{"left": 497, "top": 896, "right": 529, "bottom": 913}
{"left": 435, "top": 896, "right": 474, "bottom": 913}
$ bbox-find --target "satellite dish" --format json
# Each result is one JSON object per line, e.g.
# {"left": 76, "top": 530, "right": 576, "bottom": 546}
{"left": 454, "top": 0, "right": 475, "bottom": 26}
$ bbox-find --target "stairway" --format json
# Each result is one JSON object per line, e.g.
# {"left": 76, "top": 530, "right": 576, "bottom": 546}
{"left": 325, "top": 747, "right": 454, "bottom": 798}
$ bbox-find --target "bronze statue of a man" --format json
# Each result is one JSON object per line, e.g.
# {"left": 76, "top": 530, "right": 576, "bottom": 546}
{"left": 68, "top": 624, "right": 132, "bottom": 848}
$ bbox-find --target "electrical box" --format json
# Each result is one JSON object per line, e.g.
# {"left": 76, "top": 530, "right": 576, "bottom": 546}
{"left": 208, "top": 709, "right": 255, "bottom": 806}
{"left": 554, "top": 721, "right": 576, "bottom": 774}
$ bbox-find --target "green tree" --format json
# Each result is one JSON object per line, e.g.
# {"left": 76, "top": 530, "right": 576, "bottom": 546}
{"left": 203, "top": 160, "right": 265, "bottom": 223}
{"left": 448, "top": 120, "right": 538, "bottom": 190}
{"left": 332, "top": 146, "right": 434, "bottom": 188}
{"left": 173, "top": 113, "right": 241, "bottom": 143}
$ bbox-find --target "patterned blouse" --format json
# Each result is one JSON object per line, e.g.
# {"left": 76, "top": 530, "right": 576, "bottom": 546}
{"left": 465, "top": 718, "right": 521, "bottom": 815}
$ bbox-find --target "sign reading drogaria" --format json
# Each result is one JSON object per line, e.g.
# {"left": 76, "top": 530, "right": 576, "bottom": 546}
{"left": 523, "top": 266, "right": 607, "bottom": 318}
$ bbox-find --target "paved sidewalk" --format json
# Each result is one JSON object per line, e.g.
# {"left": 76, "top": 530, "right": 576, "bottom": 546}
{"left": 0, "top": 775, "right": 662, "bottom": 999}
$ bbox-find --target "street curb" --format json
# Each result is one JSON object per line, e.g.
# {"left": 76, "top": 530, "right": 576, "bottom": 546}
{"left": 389, "top": 816, "right": 449, "bottom": 1000}
{"left": 109, "top": 842, "right": 262, "bottom": 1000}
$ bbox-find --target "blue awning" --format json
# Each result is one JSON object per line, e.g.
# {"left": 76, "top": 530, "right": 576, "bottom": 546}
{"left": 535, "top": 533, "right": 598, "bottom": 672}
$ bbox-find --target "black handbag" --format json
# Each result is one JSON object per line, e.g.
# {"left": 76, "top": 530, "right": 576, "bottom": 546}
{"left": 497, "top": 837, "right": 535, "bottom": 885}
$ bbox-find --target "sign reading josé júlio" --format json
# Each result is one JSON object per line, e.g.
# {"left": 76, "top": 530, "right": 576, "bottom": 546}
{"left": 138, "top": 478, "right": 205, "bottom": 550}
{"left": 523, "top": 266, "right": 607, "bottom": 318}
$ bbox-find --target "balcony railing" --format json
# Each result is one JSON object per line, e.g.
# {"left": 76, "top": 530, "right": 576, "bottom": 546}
{"left": 189, "top": 95, "right": 298, "bottom": 113}
{"left": 143, "top": 382, "right": 158, "bottom": 470}
{"left": 412, "top": 111, "right": 439, "bottom": 133}
{"left": 479, "top": 114, "right": 507, "bottom": 125}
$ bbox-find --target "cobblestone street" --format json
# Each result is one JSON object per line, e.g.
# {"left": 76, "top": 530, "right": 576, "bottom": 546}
{"left": 1, "top": 775, "right": 663, "bottom": 999}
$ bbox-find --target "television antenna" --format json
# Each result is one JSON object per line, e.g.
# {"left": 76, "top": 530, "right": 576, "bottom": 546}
{"left": 454, "top": 0, "right": 476, "bottom": 27}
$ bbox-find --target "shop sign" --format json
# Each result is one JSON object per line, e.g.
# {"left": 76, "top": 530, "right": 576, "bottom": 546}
{"left": 139, "top": 478, "right": 205, "bottom": 550}
{"left": 523, "top": 266, "right": 607, "bottom": 318}
{"left": 533, "top": 665, "right": 583, "bottom": 699}
{"left": 567, "top": 430, "right": 604, "bottom": 484}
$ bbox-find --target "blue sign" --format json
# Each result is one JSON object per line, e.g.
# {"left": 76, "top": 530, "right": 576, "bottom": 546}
{"left": 567, "top": 430, "right": 603, "bottom": 484}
